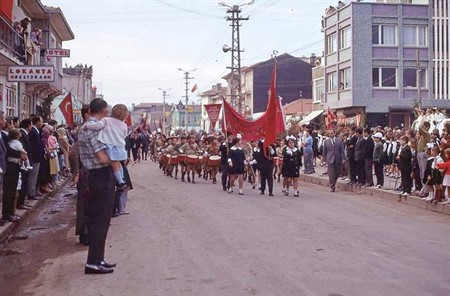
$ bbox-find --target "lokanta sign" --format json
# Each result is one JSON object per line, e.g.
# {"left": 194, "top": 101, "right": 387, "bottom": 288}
{"left": 7, "top": 66, "right": 55, "bottom": 82}
{"left": 204, "top": 104, "right": 222, "bottom": 129}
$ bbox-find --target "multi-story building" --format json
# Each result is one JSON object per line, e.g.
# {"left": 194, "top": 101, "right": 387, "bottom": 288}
{"left": 322, "top": 0, "right": 448, "bottom": 127}
{"left": 62, "top": 64, "right": 96, "bottom": 104}
{"left": 432, "top": 0, "right": 449, "bottom": 101}
{"left": 198, "top": 83, "right": 227, "bottom": 132}
{"left": 222, "top": 53, "right": 314, "bottom": 115}
{"left": 0, "top": 0, "right": 74, "bottom": 120}
{"left": 130, "top": 102, "right": 172, "bottom": 132}
{"left": 170, "top": 104, "right": 202, "bottom": 133}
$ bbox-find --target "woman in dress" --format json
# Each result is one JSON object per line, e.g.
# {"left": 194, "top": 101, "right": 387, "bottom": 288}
{"left": 227, "top": 135, "right": 246, "bottom": 195}
{"left": 282, "top": 136, "right": 302, "bottom": 197}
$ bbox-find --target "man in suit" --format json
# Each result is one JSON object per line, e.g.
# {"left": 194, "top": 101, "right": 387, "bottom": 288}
{"left": 17, "top": 119, "right": 33, "bottom": 209}
{"left": 362, "top": 128, "right": 375, "bottom": 187}
{"left": 27, "top": 116, "right": 43, "bottom": 200}
{"left": 322, "top": 128, "right": 345, "bottom": 192}
{"left": 354, "top": 127, "right": 366, "bottom": 185}
{"left": 346, "top": 126, "right": 358, "bottom": 184}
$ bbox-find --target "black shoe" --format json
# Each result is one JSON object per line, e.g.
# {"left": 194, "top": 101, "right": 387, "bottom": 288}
{"left": 85, "top": 264, "right": 114, "bottom": 274}
{"left": 260, "top": 191, "right": 265, "bottom": 195}
{"left": 28, "top": 196, "right": 42, "bottom": 200}
{"left": 269, "top": 193, "right": 274, "bottom": 197}
{"left": 101, "top": 260, "right": 117, "bottom": 268}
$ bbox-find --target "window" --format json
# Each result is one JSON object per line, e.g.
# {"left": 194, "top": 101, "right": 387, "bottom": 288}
{"left": 20, "top": 94, "right": 31, "bottom": 120}
{"left": 403, "top": 26, "right": 427, "bottom": 46}
{"left": 6, "top": 87, "right": 16, "bottom": 117}
{"left": 340, "top": 68, "right": 352, "bottom": 89}
{"left": 372, "top": 67, "right": 397, "bottom": 87}
{"left": 327, "top": 72, "right": 337, "bottom": 92}
{"left": 327, "top": 33, "right": 337, "bottom": 54}
{"left": 403, "top": 68, "right": 427, "bottom": 88}
{"left": 340, "top": 26, "right": 352, "bottom": 49}
{"left": 313, "top": 78, "right": 324, "bottom": 103}
{"left": 372, "top": 24, "right": 397, "bottom": 45}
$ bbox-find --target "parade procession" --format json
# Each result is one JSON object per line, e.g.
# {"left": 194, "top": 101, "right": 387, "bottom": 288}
{"left": 1, "top": 0, "right": 450, "bottom": 295}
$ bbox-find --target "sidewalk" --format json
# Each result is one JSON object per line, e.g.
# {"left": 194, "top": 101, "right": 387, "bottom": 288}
{"left": 299, "top": 164, "right": 450, "bottom": 216}
{"left": 0, "top": 180, "right": 70, "bottom": 244}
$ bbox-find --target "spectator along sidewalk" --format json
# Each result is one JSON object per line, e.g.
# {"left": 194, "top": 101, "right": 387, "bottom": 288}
{"left": 0, "top": 179, "right": 71, "bottom": 244}
{"left": 299, "top": 165, "right": 450, "bottom": 216}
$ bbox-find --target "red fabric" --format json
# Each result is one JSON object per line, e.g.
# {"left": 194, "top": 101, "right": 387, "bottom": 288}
{"left": 326, "top": 107, "right": 336, "bottom": 128}
{"left": 204, "top": 104, "right": 222, "bottom": 129}
{"left": 59, "top": 93, "right": 73, "bottom": 127}
{"left": 191, "top": 83, "right": 197, "bottom": 93}
{"left": 263, "top": 64, "right": 278, "bottom": 157}
{"left": 222, "top": 63, "right": 282, "bottom": 155}
{"left": 125, "top": 113, "right": 132, "bottom": 127}
{"left": 0, "top": 0, "right": 13, "bottom": 22}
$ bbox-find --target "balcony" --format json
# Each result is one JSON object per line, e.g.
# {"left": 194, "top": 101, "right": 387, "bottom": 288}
{"left": 0, "top": 12, "right": 25, "bottom": 71}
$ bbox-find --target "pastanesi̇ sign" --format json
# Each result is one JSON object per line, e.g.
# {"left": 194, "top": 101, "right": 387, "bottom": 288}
{"left": 7, "top": 66, "right": 55, "bottom": 82}
{"left": 45, "top": 49, "right": 70, "bottom": 58}
{"left": 204, "top": 104, "right": 222, "bottom": 129}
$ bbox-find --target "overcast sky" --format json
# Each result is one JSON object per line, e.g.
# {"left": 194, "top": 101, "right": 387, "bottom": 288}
{"left": 44, "top": 0, "right": 333, "bottom": 107}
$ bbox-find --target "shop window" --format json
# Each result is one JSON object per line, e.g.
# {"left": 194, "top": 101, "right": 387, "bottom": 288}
{"left": 6, "top": 87, "right": 16, "bottom": 117}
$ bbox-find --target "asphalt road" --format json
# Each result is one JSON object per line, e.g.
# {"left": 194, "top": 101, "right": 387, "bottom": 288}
{"left": 3, "top": 161, "right": 450, "bottom": 296}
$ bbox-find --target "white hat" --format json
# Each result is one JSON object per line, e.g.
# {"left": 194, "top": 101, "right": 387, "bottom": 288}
{"left": 236, "top": 133, "right": 242, "bottom": 139}
{"left": 373, "top": 132, "right": 383, "bottom": 138}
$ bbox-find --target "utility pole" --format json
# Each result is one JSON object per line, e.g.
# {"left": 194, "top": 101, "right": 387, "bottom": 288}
{"left": 158, "top": 88, "right": 170, "bottom": 134}
{"left": 220, "top": 1, "right": 253, "bottom": 114}
{"left": 416, "top": 49, "right": 422, "bottom": 110}
{"left": 177, "top": 68, "right": 196, "bottom": 133}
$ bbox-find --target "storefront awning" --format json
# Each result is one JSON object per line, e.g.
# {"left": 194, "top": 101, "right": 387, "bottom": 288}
{"left": 299, "top": 110, "right": 324, "bottom": 125}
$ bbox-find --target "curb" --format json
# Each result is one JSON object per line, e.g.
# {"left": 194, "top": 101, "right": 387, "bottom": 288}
{"left": 0, "top": 179, "right": 70, "bottom": 244}
{"left": 299, "top": 172, "right": 450, "bottom": 216}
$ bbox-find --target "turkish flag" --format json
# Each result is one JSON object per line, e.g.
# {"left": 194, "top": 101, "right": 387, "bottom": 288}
{"left": 191, "top": 83, "right": 197, "bottom": 93}
{"left": 59, "top": 92, "right": 73, "bottom": 127}
{"left": 263, "top": 63, "right": 277, "bottom": 157}
{"left": 125, "top": 112, "right": 132, "bottom": 127}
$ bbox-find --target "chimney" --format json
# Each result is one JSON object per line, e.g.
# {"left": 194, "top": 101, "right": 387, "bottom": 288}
{"left": 216, "top": 83, "right": 222, "bottom": 89}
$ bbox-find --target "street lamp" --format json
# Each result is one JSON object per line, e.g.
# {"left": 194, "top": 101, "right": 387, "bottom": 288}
{"left": 158, "top": 87, "right": 170, "bottom": 135}
{"left": 177, "top": 68, "right": 196, "bottom": 133}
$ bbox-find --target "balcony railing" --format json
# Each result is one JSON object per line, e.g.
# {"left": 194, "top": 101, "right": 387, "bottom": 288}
{"left": 0, "top": 12, "right": 25, "bottom": 63}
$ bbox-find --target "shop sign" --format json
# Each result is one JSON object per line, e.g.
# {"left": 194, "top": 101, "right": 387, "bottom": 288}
{"left": 45, "top": 49, "right": 70, "bottom": 57}
{"left": 7, "top": 66, "right": 55, "bottom": 82}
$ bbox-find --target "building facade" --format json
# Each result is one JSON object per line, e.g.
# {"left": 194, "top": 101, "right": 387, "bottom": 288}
{"left": 170, "top": 104, "right": 202, "bottom": 133}
{"left": 432, "top": 0, "right": 449, "bottom": 101}
{"left": 322, "top": 0, "right": 448, "bottom": 127}
{"left": 62, "top": 64, "right": 96, "bottom": 104}
{"left": 0, "top": 0, "right": 74, "bottom": 120}
{"left": 223, "top": 53, "right": 314, "bottom": 115}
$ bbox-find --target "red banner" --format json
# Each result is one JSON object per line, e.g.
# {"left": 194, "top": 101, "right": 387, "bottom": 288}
{"left": 0, "top": 0, "right": 13, "bottom": 21}
{"left": 204, "top": 104, "right": 222, "bottom": 129}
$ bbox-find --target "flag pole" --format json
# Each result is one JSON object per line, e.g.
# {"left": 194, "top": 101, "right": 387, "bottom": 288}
{"left": 222, "top": 96, "right": 227, "bottom": 133}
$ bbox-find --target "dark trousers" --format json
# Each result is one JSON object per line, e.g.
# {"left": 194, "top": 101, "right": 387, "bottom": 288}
{"left": 400, "top": 167, "right": 413, "bottom": 193}
{"left": 412, "top": 164, "right": 422, "bottom": 191}
{"left": 141, "top": 145, "right": 149, "bottom": 160}
{"left": 17, "top": 170, "right": 29, "bottom": 206}
{"left": 364, "top": 159, "right": 374, "bottom": 186}
{"left": 327, "top": 161, "right": 341, "bottom": 190}
{"left": 349, "top": 158, "right": 357, "bottom": 182}
{"left": 75, "top": 168, "right": 89, "bottom": 237}
{"left": 2, "top": 162, "right": 20, "bottom": 219}
{"left": 220, "top": 163, "right": 229, "bottom": 190}
{"left": 260, "top": 166, "right": 274, "bottom": 194}
{"left": 374, "top": 161, "right": 384, "bottom": 186}
{"left": 355, "top": 160, "right": 365, "bottom": 184}
{"left": 85, "top": 166, "right": 115, "bottom": 265}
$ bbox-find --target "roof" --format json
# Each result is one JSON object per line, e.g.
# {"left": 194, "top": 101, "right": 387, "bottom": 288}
{"left": 199, "top": 86, "right": 227, "bottom": 97}
{"left": 133, "top": 102, "right": 165, "bottom": 109}
{"left": 283, "top": 98, "right": 313, "bottom": 115}
{"left": 45, "top": 6, "right": 75, "bottom": 41}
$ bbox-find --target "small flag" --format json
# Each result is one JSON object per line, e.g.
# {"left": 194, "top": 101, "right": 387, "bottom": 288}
{"left": 191, "top": 83, "right": 197, "bottom": 93}
{"left": 59, "top": 92, "right": 73, "bottom": 127}
{"left": 125, "top": 112, "right": 132, "bottom": 127}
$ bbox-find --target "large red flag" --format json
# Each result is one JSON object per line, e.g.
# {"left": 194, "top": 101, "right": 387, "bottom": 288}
{"left": 59, "top": 92, "right": 73, "bottom": 127}
{"left": 326, "top": 107, "right": 336, "bottom": 128}
{"left": 263, "top": 63, "right": 277, "bottom": 157}
{"left": 0, "top": 0, "right": 14, "bottom": 21}
{"left": 125, "top": 112, "right": 132, "bottom": 127}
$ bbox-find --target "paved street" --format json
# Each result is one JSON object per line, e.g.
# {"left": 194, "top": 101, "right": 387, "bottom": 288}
{"left": 2, "top": 161, "right": 450, "bottom": 296}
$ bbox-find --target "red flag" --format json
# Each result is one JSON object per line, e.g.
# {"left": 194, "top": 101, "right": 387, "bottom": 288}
{"left": 59, "top": 92, "right": 73, "bottom": 127}
{"left": 263, "top": 63, "right": 277, "bottom": 157}
{"left": 326, "top": 107, "right": 336, "bottom": 128}
{"left": 191, "top": 83, "right": 197, "bottom": 93}
{"left": 125, "top": 112, "right": 132, "bottom": 127}
{"left": 0, "top": 0, "right": 14, "bottom": 21}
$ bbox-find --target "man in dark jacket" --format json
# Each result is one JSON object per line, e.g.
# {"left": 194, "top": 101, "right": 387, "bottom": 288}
{"left": 27, "top": 116, "right": 43, "bottom": 200}
{"left": 354, "top": 128, "right": 366, "bottom": 185}
{"left": 346, "top": 126, "right": 358, "bottom": 184}
{"left": 257, "top": 140, "right": 276, "bottom": 196}
{"left": 17, "top": 119, "right": 33, "bottom": 209}
{"left": 362, "top": 128, "right": 375, "bottom": 187}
